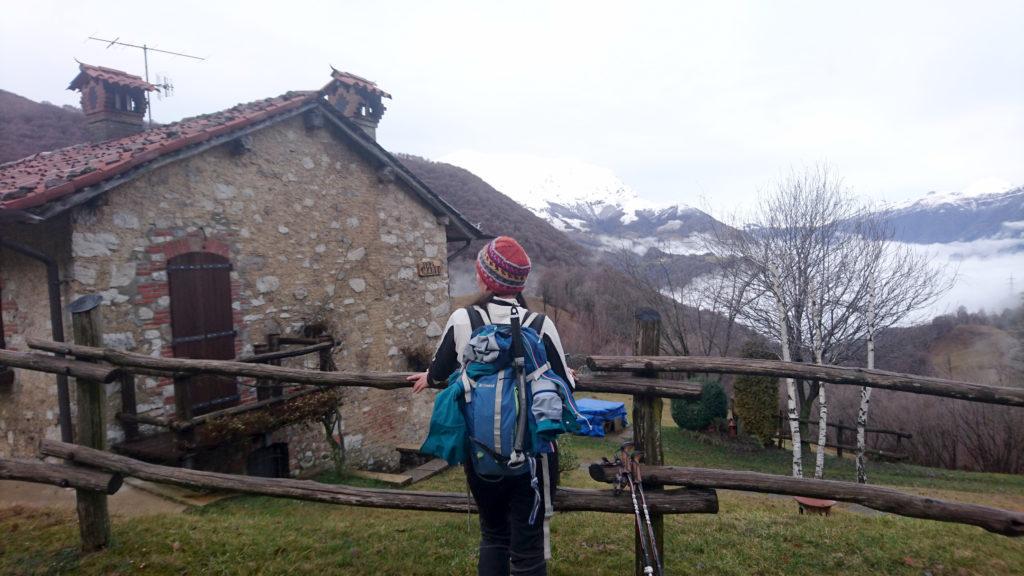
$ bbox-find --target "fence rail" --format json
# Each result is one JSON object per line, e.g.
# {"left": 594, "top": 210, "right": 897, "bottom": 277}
{"left": 588, "top": 463, "right": 1024, "bottom": 536}
{"left": 4, "top": 308, "right": 1024, "bottom": 572}
{"left": 35, "top": 440, "right": 718, "bottom": 515}
{"left": 589, "top": 355, "right": 1024, "bottom": 406}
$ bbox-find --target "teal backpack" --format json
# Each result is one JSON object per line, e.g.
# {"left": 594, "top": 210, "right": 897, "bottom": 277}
{"left": 421, "top": 305, "right": 586, "bottom": 475}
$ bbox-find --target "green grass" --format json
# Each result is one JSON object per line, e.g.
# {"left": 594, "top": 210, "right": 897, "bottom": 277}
{"left": 2, "top": 421, "right": 1022, "bottom": 575}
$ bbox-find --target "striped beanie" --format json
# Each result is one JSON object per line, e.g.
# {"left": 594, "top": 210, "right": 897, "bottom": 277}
{"left": 476, "top": 236, "right": 531, "bottom": 295}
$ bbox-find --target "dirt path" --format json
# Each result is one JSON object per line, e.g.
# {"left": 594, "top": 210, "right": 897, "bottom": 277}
{"left": 0, "top": 479, "right": 187, "bottom": 517}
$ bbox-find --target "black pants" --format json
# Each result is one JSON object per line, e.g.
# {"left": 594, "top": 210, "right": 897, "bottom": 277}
{"left": 466, "top": 451, "right": 559, "bottom": 576}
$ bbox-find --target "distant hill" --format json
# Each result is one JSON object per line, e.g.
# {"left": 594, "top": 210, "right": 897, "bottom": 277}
{"left": 397, "top": 154, "right": 590, "bottom": 268}
{"left": 880, "top": 187, "right": 1024, "bottom": 245}
{"left": 0, "top": 89, "right": 89, "bottom": 164}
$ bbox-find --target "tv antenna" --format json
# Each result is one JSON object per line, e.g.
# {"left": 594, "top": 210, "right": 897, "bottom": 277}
{"left": 87, "top": 36, "right": 204, "bottom": 125}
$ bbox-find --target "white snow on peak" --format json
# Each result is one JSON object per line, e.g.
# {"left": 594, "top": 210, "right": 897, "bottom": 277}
{"left": 895, "top": 178, "right": 1017, "bottom": 210}
{"left": 440, "top": 150, "right": 670, "bottom": 224}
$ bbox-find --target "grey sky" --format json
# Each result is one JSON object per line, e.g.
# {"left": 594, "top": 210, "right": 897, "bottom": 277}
{"left": 2, "top": 0, "right": 1021, "bottom": 212}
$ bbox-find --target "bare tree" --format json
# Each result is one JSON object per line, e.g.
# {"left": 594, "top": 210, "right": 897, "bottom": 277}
{"left": 707, "top": 166, "right": 951, "bottom": 478}
{"left": 611, "top": 248, "right": 747, "bottom": 358}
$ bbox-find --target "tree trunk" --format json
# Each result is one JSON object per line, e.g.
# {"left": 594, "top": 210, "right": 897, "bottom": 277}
{"left": 769, "top": 268, "right": 802, "bottom": 477}
{"left": 857, "top": 283, "right": 876, "bottom": 484}
{"left": 814, "top": 383, "right": 828, "bottom": 479}
{"left": 812, "top": 290, "right": 827, "bottom": 479}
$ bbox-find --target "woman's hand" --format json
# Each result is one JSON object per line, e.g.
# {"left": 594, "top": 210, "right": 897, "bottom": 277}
{"left": 407, "top": 371, "right": 430, "bottom": 393}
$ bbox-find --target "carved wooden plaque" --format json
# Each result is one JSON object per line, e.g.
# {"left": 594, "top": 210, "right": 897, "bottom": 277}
{"left": 417, "top": 259, "right": 443, "bottom": 277}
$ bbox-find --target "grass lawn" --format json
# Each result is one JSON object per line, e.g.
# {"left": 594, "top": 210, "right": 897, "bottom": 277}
{"left": 2, "top": 409, "right": 1022, "bottom": 575}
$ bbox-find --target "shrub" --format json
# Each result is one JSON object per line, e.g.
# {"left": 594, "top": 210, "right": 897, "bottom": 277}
{"left": 671, "top": 378, "right": 728, "bottom": 431}
{"left": 733, "top": 340, "right": 779, "bottom": 446}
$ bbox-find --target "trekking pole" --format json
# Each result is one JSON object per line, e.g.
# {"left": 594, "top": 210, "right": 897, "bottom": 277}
{"left": 508, "top": 305, "right": 529, "bottom": 469}
{"left": 630, "top": 452, "right": 663, "bottom": 576}
{"left": 624, "top": 466, "right": 655, "bottom": 575}
{"left": 617, "top": 444, "right": 655, "bottom": 575}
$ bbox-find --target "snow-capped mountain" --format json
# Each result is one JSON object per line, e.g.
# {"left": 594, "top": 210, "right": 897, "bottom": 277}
{"left": 441, "top": 151, "right": 722, "bottom": 255}
{"left": 882, "top": 185, "right": 1024, "bottom": 245}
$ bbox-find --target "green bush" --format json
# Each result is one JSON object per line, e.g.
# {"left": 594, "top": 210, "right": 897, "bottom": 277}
{"left": 733, "top": 341, "right": 780, "bottom": 446}
{"left": 671, "top": 379, "right": 728, "bottom": 431}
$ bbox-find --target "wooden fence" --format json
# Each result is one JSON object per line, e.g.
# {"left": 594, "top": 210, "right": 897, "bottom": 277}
{"left": 775, "top": 412, "right": 912, "bottom": 460}
{"left": 1, "top": 302, "right": 1023, "bottom": 572}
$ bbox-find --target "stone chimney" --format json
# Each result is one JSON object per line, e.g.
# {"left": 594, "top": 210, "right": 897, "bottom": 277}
{"left": 68, "top": 62, "right": 156, "bottom": 142}
{"left": 323, "top": 67, "right": 391, "bottom": 139}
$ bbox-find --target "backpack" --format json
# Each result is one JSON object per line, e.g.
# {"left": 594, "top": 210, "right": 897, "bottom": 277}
{"left": 456, "top": 304, "right": 585, "bottom": 476}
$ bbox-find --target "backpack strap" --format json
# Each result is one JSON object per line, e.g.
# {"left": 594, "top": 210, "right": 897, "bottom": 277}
{"left": 465, "top": 306, "right": 487, "bottom": 331}
{"left": 526, "top": 312, "right": 547, "bottom": 336}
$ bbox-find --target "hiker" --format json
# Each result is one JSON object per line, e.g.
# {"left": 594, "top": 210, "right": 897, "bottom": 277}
{"left": 408, "top": 236, "right": 578, "bottom": 576}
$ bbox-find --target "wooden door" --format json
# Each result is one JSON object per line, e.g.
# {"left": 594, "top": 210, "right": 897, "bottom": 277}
{"left": 167, "top": 252, "right": 239, "bottom": 416}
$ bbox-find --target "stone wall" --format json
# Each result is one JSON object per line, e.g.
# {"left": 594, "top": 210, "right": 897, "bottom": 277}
{"left": 2, "top": 114, "right": 450, "bottom": 472}
{"left": 0, "top": 217, "right": 73, "bottom": 457}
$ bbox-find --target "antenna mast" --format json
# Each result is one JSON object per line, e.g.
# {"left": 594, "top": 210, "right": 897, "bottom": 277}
{"left": 87, "top": 36, "right": 205, "bottom": 125}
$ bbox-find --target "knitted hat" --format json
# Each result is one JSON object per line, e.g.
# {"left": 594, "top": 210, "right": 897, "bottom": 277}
{"left": 476, "top": 236, "right": 531, "bottom": 295}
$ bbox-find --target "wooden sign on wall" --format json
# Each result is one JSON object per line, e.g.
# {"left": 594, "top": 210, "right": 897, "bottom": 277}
{"left": 417, "top": 260, "right": 443, "bottom": 277}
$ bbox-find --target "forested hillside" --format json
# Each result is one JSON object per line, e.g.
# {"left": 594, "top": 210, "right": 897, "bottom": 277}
{"left": 0, "top": 89, "right": 89, "bottom": 163}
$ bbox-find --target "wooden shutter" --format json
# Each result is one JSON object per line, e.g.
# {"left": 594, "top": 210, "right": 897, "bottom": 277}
{"left": 167, "top": 252, "right": 239, "bottom": 416}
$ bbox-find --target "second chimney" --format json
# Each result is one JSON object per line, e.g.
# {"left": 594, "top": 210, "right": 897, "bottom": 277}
{"left": 324, "top": 67, "right": 391, "bottom": 140}
{"left": 68, "top": 62, "right": 156, "bottom": 142}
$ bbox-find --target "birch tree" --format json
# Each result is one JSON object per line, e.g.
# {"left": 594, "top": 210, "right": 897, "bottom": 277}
{"left": 809, "top": 282, "right": 828, "bottom": 479}
{"left": 707, "top": 166, "right": 951, "bottom": 477}
{"left": 856, "top": 282, "right": 876, "bottom": 483}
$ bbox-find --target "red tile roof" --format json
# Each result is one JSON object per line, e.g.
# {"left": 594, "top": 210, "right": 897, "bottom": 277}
{"left": 68, "top": 63, "right": 157, "bottom": 92}
{"left": 330, "top": 67, "right": 391, "bottom": 99}
{"left": 0, "top": 91, "right": 318, "bottom": 212}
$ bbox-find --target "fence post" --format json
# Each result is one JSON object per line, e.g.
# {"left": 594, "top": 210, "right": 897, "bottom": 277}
{"left": 632, "top": 308, "right": 663, "bottom": 576}
{"left": 69, "top": 294, "right": 111, "bottom": 551}
{"left": 267, "top": 332, "right": 282, "bottom": 398}
{"left": 119, "top": 372, "right": 139, "bottom": 441}
{"left": 836, "top": 420, "right": 844, "bottom": 459}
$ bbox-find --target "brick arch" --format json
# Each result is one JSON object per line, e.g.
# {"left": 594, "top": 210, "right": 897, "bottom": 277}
{"left": 157, "top": 234, "right": 230, "bottom": 261}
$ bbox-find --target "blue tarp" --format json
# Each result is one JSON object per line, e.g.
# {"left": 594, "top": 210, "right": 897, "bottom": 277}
{"left": 574, "top": 398, "right": 628, "bottom": 437}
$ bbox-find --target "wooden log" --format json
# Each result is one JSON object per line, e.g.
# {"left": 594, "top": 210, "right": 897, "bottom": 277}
{"left": 588, "top": 355, "right": 1024, "bottom": 407}
{"left": 589, "top": 463, "right": 1024, "bottom": 537}
{"left": 69, "top": 295, "right": 111, "bottom": 551}
{"left": 237, "top": 341, "right": 333, "bottom": 364}
{"left": 266, "top": 333, "right": 283, "bottom": 398}
{"left": 119, "top": 372, "right": 139, "bottom": 441}
{"left": 799, "top": 417, "right": 912, "bottom": 439}
{"left": 631, "top": 309, "right": 664, "bottom": 576}
{"left": 773, "top": 436, "right": 907, "bottom": 460}
{"left": 0, "top": 458, "right": 123, "bottom": 494}
{"left": 40, "top": 440, "right": 718, "bottom": 515}
{"left": 116, "top": 412, "right": 173, "bottom": 428}
{"left": 0, "top": 349, "right": 121, "bottom": 383}
{"left": 276, "top": 336, "right": 322, "bottom": 345}
{"left": 27, "top": 339, "right": 417, "bottom": 390}
{"left": 575, "top": 373, "right": 702, "bottom": 399}
{"left": 171, "top": 386, "right": 327, "bottom": 432}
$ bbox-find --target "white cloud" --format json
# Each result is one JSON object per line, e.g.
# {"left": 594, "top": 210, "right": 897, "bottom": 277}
{"left": 1, "top": 0, "right": 1021, "bottom": 213}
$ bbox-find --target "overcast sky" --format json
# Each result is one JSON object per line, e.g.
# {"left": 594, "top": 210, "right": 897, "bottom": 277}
{"left": 2, "top": 1, "right": 1021, "bottom": 212}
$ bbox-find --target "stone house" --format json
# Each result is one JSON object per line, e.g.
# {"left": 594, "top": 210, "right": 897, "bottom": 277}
{"left": 0, "top": 63, "right": 484, "bottom": 474}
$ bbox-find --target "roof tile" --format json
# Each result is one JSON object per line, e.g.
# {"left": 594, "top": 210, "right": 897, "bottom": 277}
{"left": 68, "top": 63, "right": 157, "bottom": 92}
{"left": 0, "top": 91, "right": 318, "bottom": 212}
